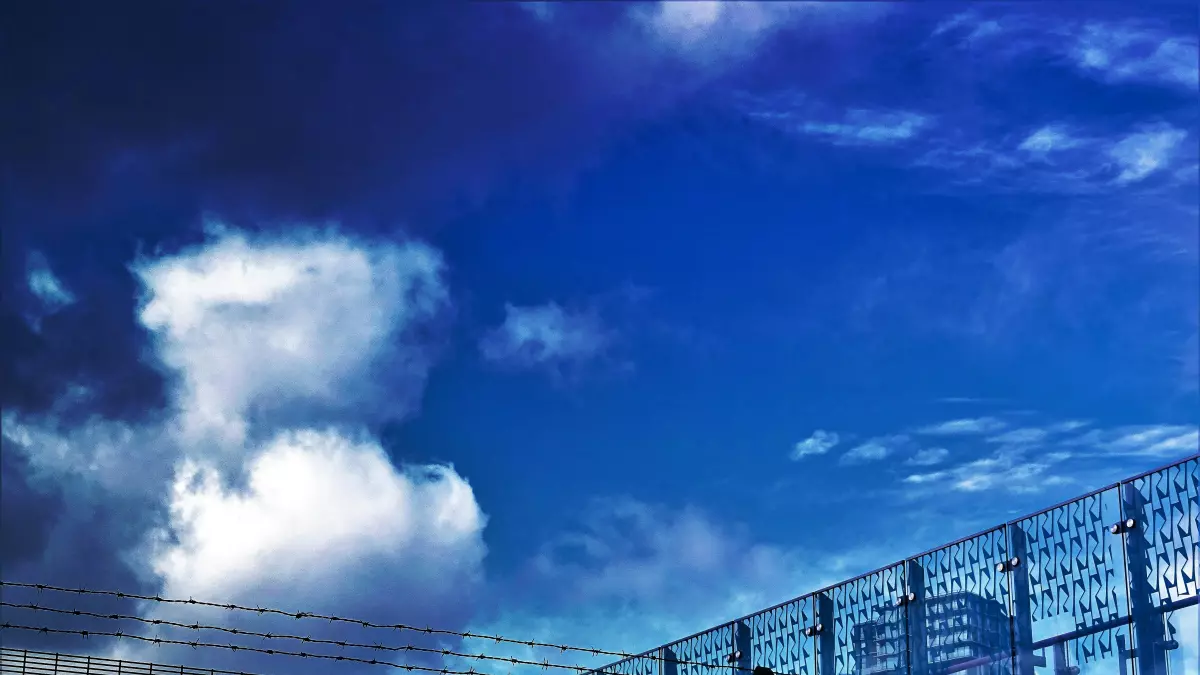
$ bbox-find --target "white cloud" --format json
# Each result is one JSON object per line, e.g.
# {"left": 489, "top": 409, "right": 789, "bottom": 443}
{"left": 1109, "top": 125, "right": 1189, "bottom": 185}
{"left": 1071, "top": 22, "right": 1199, "bottom": 90}
{"left": 149, "top": 429, "right": 485, "bottom": 602}
{"left": 801, "top": 109, "right": 931, "bottom": 145}
{"left": 987, "top": 427, "right": 1050, "bottom": 445}
{"left": 907, "top": 447, "right": 948, "bottom": 466}
{"left": 936, "top": 14, "right": 1198, "bottom": 91}
{"left": 480, "top": 302, "right": 611, "bottom": 372}
{"left": 790, "top": 429, "right": 839, "bottom": 460}
{"left": 903, "top": 422, "right": 1197, "bottom": 499}
{"left": 840, "top": 436, "right": 903, "bottom": 465}
{"left": 632, "top": 2, "right": 885, "bottom": 66}
{"left": 903, "top": 453, "right": 1071, "bottom": 495}
{"left": 134, "top": 224, "right": 448, "bottom": 446}
{"left": 467, "top": 498, "right": 899, "bottom": 673}
{"left": 736, "top": 91, "right": 931, "bottom": 148}
{"left": 1047, "top": 419, "right": 1090, "bottom": 433}
{"left": 4, "top": 225, "right": 486, "bottom": 669}
{"left": 915, "top": 417, "right": 1008, "bottom": 436}
{"left": 26, "top": 251, "right": 75, "bottom": 311}
{"left": 1019, "top": 126, "right": 1084, "bottom": 155}
{"left": 1067, "top": 424, "right": 1199, "bottom": 458}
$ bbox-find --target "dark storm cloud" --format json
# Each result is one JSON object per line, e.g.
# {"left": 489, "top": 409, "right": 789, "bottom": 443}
{"left": 3, "top": 0, "right": 674, "bottom": 226}
{"left": 0, "top": 0, "right": 701, "bottom": 420}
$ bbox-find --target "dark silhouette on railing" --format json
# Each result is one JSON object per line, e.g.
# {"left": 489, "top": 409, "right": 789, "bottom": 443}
{"left": 595, "top": 455, "right": 1199, "bottom": 675}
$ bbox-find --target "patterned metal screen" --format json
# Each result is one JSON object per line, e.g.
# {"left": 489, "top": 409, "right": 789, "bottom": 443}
{"left": 745, "top": 595, "right": 815, "bottom": 675}
{"left": 597, "top": 455, "right": 1200, "bottom": 675}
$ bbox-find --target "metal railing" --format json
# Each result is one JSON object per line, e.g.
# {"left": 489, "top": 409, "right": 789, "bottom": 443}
{"left": 0, "top": 649, "right": 264, "bottom": 675}
{"left": 595, "top": 454, "right": 1200, "bottom": 675}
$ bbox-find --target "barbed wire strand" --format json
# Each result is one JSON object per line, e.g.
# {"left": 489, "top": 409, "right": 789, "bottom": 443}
{"left": 0, "top": 622, "right": 544, "bottom": 675}
{"left": 1, "top": 601, "right": 599, "bottom": 674}
{"left": 0, "top": 581, "right": 745, "bottom": 672}
{"left": 0, "top": 646, "right": 267, "bottom": 675}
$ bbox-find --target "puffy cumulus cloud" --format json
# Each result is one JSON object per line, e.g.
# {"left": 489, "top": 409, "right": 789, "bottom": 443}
{"left": 2, "top": 225, "right": 488, "bottom": 667}
{"left": 134, "top": 225, "right": 449, "bottom": 446}
{"left": 480, "top": 302, "right": 612, "bottom": 375}
{"left": 149, "top": 429, "right": 485, "bottom": 602}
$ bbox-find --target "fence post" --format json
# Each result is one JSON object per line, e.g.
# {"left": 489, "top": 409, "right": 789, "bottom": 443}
{"left": 664, "top": 646, "right": 679, "bottom": 675}
{"left": 814, "top": 592, "right": 835, "bottom": 675}
{"left": 733, "top": 620, "right": 752, "bottom": 675}
{"left": 906, "top": 559, "right": 927, "bottom": 675}
{"left": 1121, "top": 481, "right": 1167, "bottom": 675}
{"left": 1008, "top": 523, "right": 1035, "bottom": 675}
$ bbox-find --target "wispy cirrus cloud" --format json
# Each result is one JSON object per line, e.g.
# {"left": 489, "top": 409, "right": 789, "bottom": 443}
{"left": 915, "top": 417, "right": 1008, "bottom": 436}
{"left": 479, "top": 302, "right": 613, "bottom": 375}
{"left": 1018, "top": 126, "right": 1085, "bottom": 156}
{"left": 1070, "top": 21, "right": 1199, "bottom": 90}
{"left": 933, "top": 12, "right": 1199, "bottom": 91}
{"left": 735, "top": 92, "right": 932, "bottom": 148}
{"left": 902, "top": 421, "right": 1198, "bottom": 498}
{"left": 1109, "top": 125, "right": 1191, "bottom": 185}
{"left": 986, "top": 427, "right": 1051, "bottom": 445}
{"left": 906, "top": 447, "right": 949, "bottom": 466}
{"left": 799, "top": 109, "right": 932, "bottom": 146}
{"left": 840, "top": 435, "right": 909, "bottom": 465}
{"left": 790, "top": 430, "right": 840, "bottom": 460}
{"left": 1065, "top": 424, "right": 1198, "bottom": 459}
{"left": 916, "top": 121, "right": 1193, "bottom": 194}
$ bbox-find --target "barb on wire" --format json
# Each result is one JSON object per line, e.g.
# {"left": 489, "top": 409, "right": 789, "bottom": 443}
{"left": 0, "top": 581, "right": 742, "bottom": 673}
{"left": 0, "top": 601, "right": 598, "bottom": 675}
{"left": 0, "top": 647, "right": 266, "bottom": 675}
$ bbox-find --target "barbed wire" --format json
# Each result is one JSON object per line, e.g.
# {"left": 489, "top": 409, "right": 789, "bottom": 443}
{"left": 0, "top": 647, "right": 268, "bottom": 675}
{"left": 0, "top": 622, "right": 511, "bottom": 675}
{"left": 1, "top": 601, "right": 596, "bottom": 674}
{"left": 0, "top": 581, "right": 744, "bottom": 672}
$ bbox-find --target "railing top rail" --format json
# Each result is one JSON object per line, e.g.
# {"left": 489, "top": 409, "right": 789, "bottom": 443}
{"left": 1005, "top": 481, "right": 1121, "bottom": 525}
{"left": 1123, "top": 452, "right": 1198, "bottom": 484}
{"left": 907, "top": 523, "right": 1006, "bottom": 562}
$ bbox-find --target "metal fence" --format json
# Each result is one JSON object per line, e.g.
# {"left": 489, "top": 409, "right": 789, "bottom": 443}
{"left": 0, "top": 649, "right": 263, "bottom": 675}
{"left": 596, "top": 455, "right": 1199, "bottom": 675}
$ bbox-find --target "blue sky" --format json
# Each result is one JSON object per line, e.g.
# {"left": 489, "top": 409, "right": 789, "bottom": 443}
{"left": 2, "top": 2, "right": 1198, "bottom": 674}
